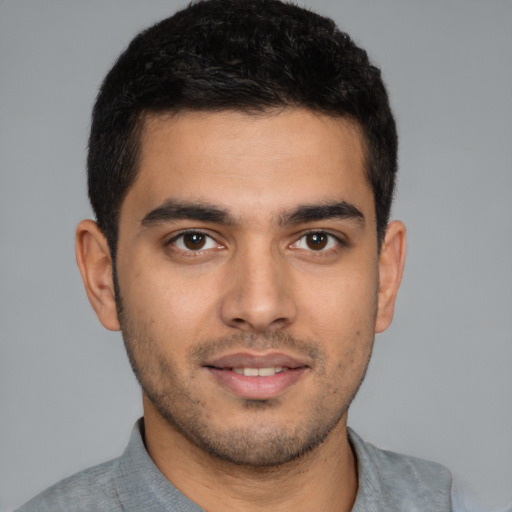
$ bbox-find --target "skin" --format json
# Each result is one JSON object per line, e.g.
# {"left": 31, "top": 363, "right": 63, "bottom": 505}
{"left": 76, "top": 108, "right": 406, "bottom": 512}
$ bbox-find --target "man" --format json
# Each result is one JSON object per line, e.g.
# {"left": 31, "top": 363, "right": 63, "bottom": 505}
{"left": 17, "top": 0, "right": 452, "bottom": 510}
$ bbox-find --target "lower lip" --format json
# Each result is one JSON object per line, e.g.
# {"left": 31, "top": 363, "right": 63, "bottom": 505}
{"left": 206, "top": 368, "right": 307, "bottom": 400}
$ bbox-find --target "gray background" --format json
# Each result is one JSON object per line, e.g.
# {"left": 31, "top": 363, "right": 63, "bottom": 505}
{"left": 1, "top": 1, "right": 511, "bottom": 510}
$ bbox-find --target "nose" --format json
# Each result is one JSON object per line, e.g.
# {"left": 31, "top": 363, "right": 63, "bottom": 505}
{"left": 220, "top": 244, "right": 297, "bottom": 333}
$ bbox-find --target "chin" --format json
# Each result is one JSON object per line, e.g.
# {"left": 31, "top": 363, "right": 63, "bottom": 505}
{"left": 156, "top": 397, "right": 347, "bottom": 468}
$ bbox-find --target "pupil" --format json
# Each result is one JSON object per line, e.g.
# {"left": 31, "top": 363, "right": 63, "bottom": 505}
{"left": 184, "top": 233, "right": 205, "bottom": 250}
{"left": 307, "top": 233, "right": 327, "bottom": 250}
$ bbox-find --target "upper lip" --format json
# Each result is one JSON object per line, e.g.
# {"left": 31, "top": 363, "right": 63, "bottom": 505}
{"left": 205, "top": 351, "right": 311, "bottom": 370}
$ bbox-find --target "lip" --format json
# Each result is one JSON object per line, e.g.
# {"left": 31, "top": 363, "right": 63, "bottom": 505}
{"left": 204, "top": 351, "right": 310, "bottom": 400}
{"left": 206, "top": 351, "right": 309, "bottom": 370}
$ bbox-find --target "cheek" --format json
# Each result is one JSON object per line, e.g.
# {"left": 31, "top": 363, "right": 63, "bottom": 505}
{"left": 300, "top": 265, "right": 378, "bottom": 338}
{"left": 119, "top": 258, "right": 222, "bottom": 344}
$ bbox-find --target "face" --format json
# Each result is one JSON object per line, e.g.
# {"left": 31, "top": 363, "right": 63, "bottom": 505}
{"left": 100, "top": 109, "right": 400, "bottom": 466}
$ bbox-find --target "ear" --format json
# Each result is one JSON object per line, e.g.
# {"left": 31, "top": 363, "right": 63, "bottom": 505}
{"left": 75, "top": 220, "right": 120, "bottom": 331}
{"left": 375, "top": 220, "right": 407, "bottom": 333}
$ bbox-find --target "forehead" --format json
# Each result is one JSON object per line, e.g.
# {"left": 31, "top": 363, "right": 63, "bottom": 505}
{"left": 122, "top": 108, "right": 374, "bottom": 225}
{"left": 139, "top": 108, "right": 367, "bottom": 169}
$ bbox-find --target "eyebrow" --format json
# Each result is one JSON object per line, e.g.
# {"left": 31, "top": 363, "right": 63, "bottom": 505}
{"left": 279, "top": 201, "right": 365, "bottom": 226}
{"left": 140, "top": 199, "right": 232, "bottom": 227}
{"left": 140, "top": 198, "right": 365, "bottom": 229}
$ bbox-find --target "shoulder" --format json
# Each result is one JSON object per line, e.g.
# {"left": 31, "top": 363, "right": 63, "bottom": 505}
{"left": 15, "top": 457, "right": 122, "bottom": 512}
{"left": 348, "top": 428, "right": 452, "bottom": 511}
{"left": 356, "top": 432, "right": 452, "bottom": 487}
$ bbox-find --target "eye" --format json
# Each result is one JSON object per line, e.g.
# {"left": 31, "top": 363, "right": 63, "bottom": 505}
{"left": 169, "top": 231, "right": 220, "bottom": 251}
{"left": 292, "top": 232, "right": 341, "bottom": 251}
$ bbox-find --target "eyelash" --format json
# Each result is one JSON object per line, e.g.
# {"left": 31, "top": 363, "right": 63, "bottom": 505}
{"left": 166, "top": 229, "right": 346, "bottom": 256}
{"left": 291, "top": 231, "right": 346, "bottom": 253}
{"left": 166, "top": 230, "right": 222, "bottom": 253}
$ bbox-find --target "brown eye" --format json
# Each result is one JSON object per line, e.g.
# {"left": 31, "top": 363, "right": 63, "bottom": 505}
{"left": 305, "top": 232, "right": 328, "bottom": 250}
{"left": 183, "top": 232, "right": 206, "bottom": 250}
{"left": 291, "top": 231, "right": 341, "bottom": 252}
{"left": 170, "top": 231, "right": 219, "bottom": 252}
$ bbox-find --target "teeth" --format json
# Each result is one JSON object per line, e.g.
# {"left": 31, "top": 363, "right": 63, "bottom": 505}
{"left": 258, "top": 367, "right": 281, "bottom": 376}
{"left": 233, "top": 367, "right": 285, "bottom": 377}
{"left": 243, "top": 367, "right": 259, "bottom": 377}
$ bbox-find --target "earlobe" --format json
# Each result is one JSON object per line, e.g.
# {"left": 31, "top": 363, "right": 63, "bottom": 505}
{"left": 75, "top": 220, "right": 121, "bottom": 331}
{"left": 375, "top": 220, "right": 407, "bottom": 333}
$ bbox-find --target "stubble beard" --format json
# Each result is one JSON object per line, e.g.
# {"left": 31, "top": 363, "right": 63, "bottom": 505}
{"left": 115, "top": 288, "right": 374, "bottom": 468}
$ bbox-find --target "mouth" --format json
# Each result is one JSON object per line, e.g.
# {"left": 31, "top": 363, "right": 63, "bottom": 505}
{"left": 203, "top": 352, "right": 310, "bottom": 400}
{"left": 232, "top": 366, "right": 286, "bottom": 376}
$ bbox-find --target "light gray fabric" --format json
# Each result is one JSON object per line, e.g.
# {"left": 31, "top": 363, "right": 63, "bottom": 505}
{"left": 16, "top": 419, "right": 452, "bottom": 511}
{"left": 348, "top": 429, "right": 452, "bottom": 511}
{"left": 16, "top": 420, "right": 202, "bottom": 512}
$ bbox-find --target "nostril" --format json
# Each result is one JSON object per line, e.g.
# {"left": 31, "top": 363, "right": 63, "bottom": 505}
{"left": 220, "top": 282, "right": 297, "bottom": 332}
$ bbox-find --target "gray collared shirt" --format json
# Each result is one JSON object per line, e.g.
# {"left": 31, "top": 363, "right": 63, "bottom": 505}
{"left": 17, "top": 419, "right": 452, "bottom": 511}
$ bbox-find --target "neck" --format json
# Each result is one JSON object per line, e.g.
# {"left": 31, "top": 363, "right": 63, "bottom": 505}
{"left": 143, "top": 398, "right": 358, "bottom": 512}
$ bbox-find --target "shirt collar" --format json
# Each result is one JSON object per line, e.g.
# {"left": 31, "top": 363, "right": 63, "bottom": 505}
{"left": 114, "top": 418, "right": 204, "bottom": 512}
